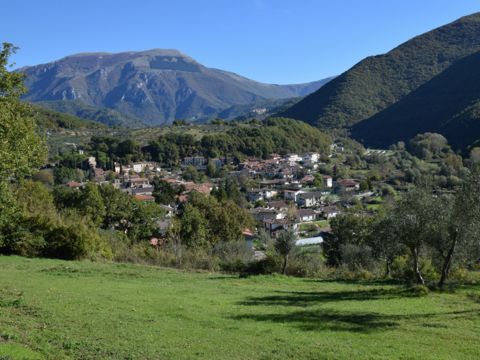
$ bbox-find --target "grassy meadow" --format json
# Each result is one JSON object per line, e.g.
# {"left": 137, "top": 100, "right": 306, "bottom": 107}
{"left": 0, "top": 256, "right": 479, "bottom": 359}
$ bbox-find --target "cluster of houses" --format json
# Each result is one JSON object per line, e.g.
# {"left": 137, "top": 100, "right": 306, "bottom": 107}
{"left": 235, "top": 152, "right": 366, "bottom": 240}
{"left": 66, "top": 157, "right": 213, "bottom": 204}
{"left": 248, "top": 184, "right": 345, "bottom": 239}
{"left": 62, "top": 148, "right": 373, "bottom": 246}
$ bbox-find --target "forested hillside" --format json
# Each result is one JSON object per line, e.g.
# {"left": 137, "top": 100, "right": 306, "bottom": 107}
{"left": 351, "top": 50, "right": 480, "bottom": 150}
{"left": 281, "top": 13, "right": 480, "bottom": 129}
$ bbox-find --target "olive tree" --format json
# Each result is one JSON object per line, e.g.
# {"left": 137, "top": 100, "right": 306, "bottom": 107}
{"left": 274, "top": 230, "right": 296, "bottom": 275}
{"left": 428, "top": 167, "right": 480, "bottom": 288}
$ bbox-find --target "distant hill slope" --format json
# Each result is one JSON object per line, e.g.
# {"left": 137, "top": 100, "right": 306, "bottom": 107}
{"left": 36, "top": 100, "right": 146, "bottom": 128}
{"left": 280, "top": 13, "right": 480, "bottom": 129}
{"left": 351, "top": 50, "right": 480, "bottom": 150}
{"left": 19, "top": 49, "right": 331, "bottom": 126}
{"left": 31, "top": 104, "right": 107, "bottom": 131}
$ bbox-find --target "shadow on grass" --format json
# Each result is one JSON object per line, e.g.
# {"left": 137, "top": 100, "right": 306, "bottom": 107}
{"left": 232, "top": 288, "right": 480, "bottom": 333}
{"left": 231, "top": 308, "right": 478, "bottom": 333}
{"left": 303, "top": 278, "right": 402, "bottom": 286}
{"left": 238, "top": 287, "right": 413, "bottom": 307}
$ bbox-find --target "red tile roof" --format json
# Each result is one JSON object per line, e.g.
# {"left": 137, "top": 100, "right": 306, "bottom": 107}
{"left": 66, "top": 181, "right": 82, "bottom": 188}
{"left": 134, "top": 194, "right": 155, "bottom": 202}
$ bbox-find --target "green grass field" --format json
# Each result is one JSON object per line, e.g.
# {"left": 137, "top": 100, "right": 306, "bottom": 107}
{"left": 1, "top": 256, "right": 479, "bottom": 359}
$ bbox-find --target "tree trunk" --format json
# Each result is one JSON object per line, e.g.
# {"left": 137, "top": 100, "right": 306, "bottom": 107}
{"left": 282, "top": 255, "right": 288, "bottom": 275}
{"left": 412, "top": 247, "right": 425, "bottom": 285}
{"left": 384, "top": 257, "right": 392, "bottom": 278}
{"left": 438, "top": 238, "right": 457, "bottom": 289}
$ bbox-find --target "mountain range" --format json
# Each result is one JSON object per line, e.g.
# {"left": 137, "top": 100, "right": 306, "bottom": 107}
{"left": 19, "top": 49, "right": 331, "bottom": 126}
{"left": 20, "top": 12, "right": 480, "bottom": 151}
{"left": 279, "top": 12, "right": 480, "bottom": 150}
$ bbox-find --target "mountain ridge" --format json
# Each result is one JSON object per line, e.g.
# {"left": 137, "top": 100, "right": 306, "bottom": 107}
{"left": 351, "top": 49, "right": 480, "bottom": 150}
{"left": 280, "top": 12, "right": 480, "bottom": 129}
{"left": 19, "top": 49, "right": 332, "bottom": 126}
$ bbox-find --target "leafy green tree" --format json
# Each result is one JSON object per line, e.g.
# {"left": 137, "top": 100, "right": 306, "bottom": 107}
{"left": 205, "top": 161, "right": 217, "bottom": 178}
{"left": 0, "top": 43, "right": 47, "bottom": 180}
{"left": 408, "top": 133, "right": 450, "bottom": 160}
{"left": 274, "top": 230, "right": 296, "bottom": 275}
{"left": 389, "top": 186, "right": 438, "bottom": 285}
{"left": 98, "top": 184, "right": 134, "bottom": 230}
{"left": 1, "top": 180, "right": 57, "bottom": 256}
{"left": 127, "top": 201, "right": 164, "bottom": 242}
{"left": 359, "top": 179, "right": 370, "bottom": 191}
{"left": 0, "top": 43, "right": 47, "bottom": 230}
{"left": 177, "top": 192, "right": 253, "bottom": 248}
{"left": 325, "top": 213, "right": 373, "bottom": 266}
{"left": 78, "top": 183, "right": 106, "bottom": 226}
{"left": 44, "top": 215, "right": 112, "bottom": 260}
{"left": 117, "top": 139, "right": 141, "bottom": 160}
{"left": 212, "top": 177, "right": 244, "bottom": 205}
{"left": 428, "top": 167, "right": 480, "bottom": 288}
{"left": 182, "top": 165, "right": 202, "bottom": 182}
{"left": 313, "top": 174, "right": 324, "bottom": 188}
{"left": 179, "top": 203, "right": 208, "bottom": 248}
{"left": 187, "top": 192, "right": 252, "bottom": 245}
{"left": 53, "top": 166, "right": 85, "bottom": 184}
{"left": 369, "top": 213, "right": 404, "bottom": 277}
{"left": 33, "top": 169, "right": 54, "bottom": 186}
{"left": 213, "top": 200, "right": 253, "bottom": 244}
{"left": 53, "top": 185, "right": 82, "bottom": 210}
{"left": 15, "top": 180, "right": 57, "bottom": 221}
{"left": 152, "top": 178, "right": 179, "bottom": 205}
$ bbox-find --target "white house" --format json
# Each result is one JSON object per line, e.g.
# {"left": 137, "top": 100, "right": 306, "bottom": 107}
{"left": 324, "top": 176, "right": 333, "bottom": 188}
{"left": 127, "top": 162, "right": 161, "bottom": 174}
{"left": 336, "top": 179, "right": 360, "bottom": 192}
{"left": 263, "top": 218, "right": 299, "bottom": 237}
{"left": 302, "top": 152, "right": 320, "bottom": 163}
{"left": 297, "top": 209, "right": 316, "bottom": 222}
{"left": 284, "top": 189, "right": 303, "bottom": 202}
{"left": 286, "top": 154, "right": 302, "bottom": 163}
{"left": 321, "top": 206, "right": 340, "bottom": 219}
{"left": 88, "top": 156, "right": 97, "bottom": 169}
{"left": 132, "top": 163, "right": 147, "bottom": 173}
{"left": 159, "top": 205, "right": 175, "bottom": 218}
{"left": 247, "top": 188, "right": 278, "bottom": 202}
{"left": 297, "top": 191, "right": 323, "bottom": 208}
{"left": 250, "top": 208, "right": 285, "bottom": 222}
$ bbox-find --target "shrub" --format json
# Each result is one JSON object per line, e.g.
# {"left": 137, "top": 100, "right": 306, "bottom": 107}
{"left": 391, "top": 255, "right": 439, "bottom": 284}
{"left": 102, "top": 229, "right": 132, "bottom": 262}
{"left": 242, "top": 255, "right": 279, "bottom": 276}
{"left": 182, "top": 248, "right": 219, "bottom": 271}
{"left": 408, "top": 284, "right": 430, "bottom": 297}
{"left": 3, "top": 226, "right": 47, "bottom": 257}
{"left": 333, "top": 265, "right": 377, "bottom": 281}
{"left": 286, "top": 247, "right": 331, "bottom": 278}
{"left": 391, "top": 255, "right": 410, "bottom": 281}
{"left": 0, "top": 214, "right": 55, "bottom": 257}
{"left": 449, "top": 268, "right": 480, "bottom": 284}
{"left": 213, "top": 241, "right": 253, "bottom": 273}
{"left": 44, "top": 218, "right": 112, "bottom": 260}
{"left": 340, "top": 243, "right": 376, "bottom": 271}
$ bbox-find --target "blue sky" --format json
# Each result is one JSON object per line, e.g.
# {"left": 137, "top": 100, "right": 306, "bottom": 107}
{"left": 2, "top": 0, "right": 479, "bottom": 84}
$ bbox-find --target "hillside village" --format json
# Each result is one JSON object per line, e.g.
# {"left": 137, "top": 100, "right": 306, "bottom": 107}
{"left": 56, "top": 142, "right": 382, "bottom": 248}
